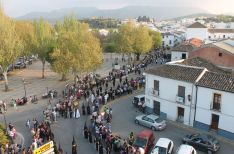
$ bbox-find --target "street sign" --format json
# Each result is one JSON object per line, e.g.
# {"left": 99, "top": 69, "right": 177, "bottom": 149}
{"left": 33, "top": 141, "right": 54, "bottom": 154}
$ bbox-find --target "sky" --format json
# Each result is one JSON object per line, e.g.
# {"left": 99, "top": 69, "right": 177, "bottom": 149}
{"left": 2, "top": 0, "right": 234, "bottom": 17}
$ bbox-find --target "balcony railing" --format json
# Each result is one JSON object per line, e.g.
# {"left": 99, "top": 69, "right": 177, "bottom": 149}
{"left": 176, "top": 95, "right": 185, "bottom": 104}
{"left": 211, "top": 102, "right": 221, "bottom": 112}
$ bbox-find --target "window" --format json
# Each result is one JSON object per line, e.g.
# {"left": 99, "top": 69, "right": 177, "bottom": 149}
{"left": 212, "top": 93, "right": 221, "bottom": 111}
{"left": 169, "top": 40, "right": 172, "bottom": 44}
{"left": 178, "top": 86, "right": 185, "bottom": 98}
{"left": 223, "top": 35, "right": 226, "bottom": 38}
{"left": 154, "top": 80, "right": 159, "bottom": 91}
{"left": 209, "top": 36, "right": 211, "bottom": 39}
{"left": 219, "top": 53, "right": 222, "bottom": 57}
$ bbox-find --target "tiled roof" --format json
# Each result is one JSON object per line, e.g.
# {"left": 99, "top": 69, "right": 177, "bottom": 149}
{"left": 197, "top": 72, "right": 234, "bottom": 93}
{"left": 187, "top": 22, "right": 207, "bottom": 28}
{"left": 145, "top": 64, "right": 204, "bottom": 83}
{"left": 180, "top": 57, "right": 231, "bottom": 74}
{"left": 172, "top": 44, "right": 196, "bottom": 52}
{"left": 188, "top": 38, "right": 203, "bottom": 47}
{"left": 208, "top": 29, "right": 234, "bottom": 33}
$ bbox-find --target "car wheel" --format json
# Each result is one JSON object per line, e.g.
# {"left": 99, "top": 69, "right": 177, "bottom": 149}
{"left": 208, "top": 150, "right": 213, "bottom": 154}
{"left": 151, "top": 126, "right": 156, "bottom": 131}
{"left": 135, "top": 120, "right": 139, "bottom": 124}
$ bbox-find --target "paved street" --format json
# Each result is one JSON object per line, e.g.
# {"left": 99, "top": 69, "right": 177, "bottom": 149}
{"left": 1, "top": 53, "right": 234, "bottom": 154}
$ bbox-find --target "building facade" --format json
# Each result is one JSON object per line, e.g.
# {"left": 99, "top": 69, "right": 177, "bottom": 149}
{"left": 195, "top": 72, "right": 234, "bottom": 140}
{"left": 144, "top": 64, "right": 206, "bottom": 126}
{"left": 186, "top": 22, "right": 208, "bottom": 40}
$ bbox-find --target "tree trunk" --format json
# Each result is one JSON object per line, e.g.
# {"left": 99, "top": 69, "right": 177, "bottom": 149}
{"left": 136, "top": 53, "right": 141, "bottom": 61}
{"left": 61, "top": 74, "right": 66, "bottom": 81}
{"left": 3, "top": 71, "right": 9, "bottom": 91}
{"left": 42, "top": 60, "right": 45, "bottom": 79}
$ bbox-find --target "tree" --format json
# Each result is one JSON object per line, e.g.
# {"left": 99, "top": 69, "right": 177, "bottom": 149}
{"left": 149, "top": 30, "right": 162, "bottom": 49}
{"left": 33, "top": 18, "right": 54, "bottom": 78}
{"left": 116, "top": 22, "right": 135, "bottom": 54}
{"left": 116, "top": 22, "right": 153, "bottom": 61}
{"left": 133, "top": 25, "right": 153, "bottom": 60}
{"left": 15, "top": 21, "right": 36, "bottom": 56}
{"left": 51, "top": 15, "right": 103, "bottom": 80}
{"left": 0, "top": 10, "right": 23, "bottom": 91}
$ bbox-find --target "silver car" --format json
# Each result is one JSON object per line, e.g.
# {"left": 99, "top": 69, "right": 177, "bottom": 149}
{"left": 135, "top": 114, "right": 166, "bottom": 131}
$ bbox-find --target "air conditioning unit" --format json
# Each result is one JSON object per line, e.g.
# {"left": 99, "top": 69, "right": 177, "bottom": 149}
{"left": 176, "top": 96, "right": 184, "bottom": 104}
{"left": 152, "top": 90, "right": 159, "bottom": 96}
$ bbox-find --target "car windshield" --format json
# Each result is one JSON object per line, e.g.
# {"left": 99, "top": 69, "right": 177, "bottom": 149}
{"left": 133, "top": 137, "right": 147, "bottom": 148}
{"left": 153, "top": 146, "right": 167, "bottom": 154}
{"left": 155, "top": 118, "right": 163, "bottom": 123}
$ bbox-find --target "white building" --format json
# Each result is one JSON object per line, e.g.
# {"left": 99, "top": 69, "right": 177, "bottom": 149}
{"left": 195, "top": 72, "right": 234, "bottom": 140}
{"left": 186, "top": 22, "right": 208, "bottom": 40}
{"left": 144, "top": 64, "right": 206, "bottom": 126}
{"left": 170, "top": 44, "right": 195, "bottom": 61}
{"left": 208, "top": 29, "right": 234, "bottom": 41}
{"left": 162, "top": 32, "right": 176, "bottom": 48}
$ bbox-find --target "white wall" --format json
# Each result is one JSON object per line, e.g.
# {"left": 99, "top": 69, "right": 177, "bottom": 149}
{"left": 196, "top": 86, "right": 234, "bottom": 133}
{"left": 186, "top": 28, "right": 207, "bottom": 40}
{"left": 162, "top": 35, "right": 175, "bottom": 48}
{"left": 171, "top": 51, "right": 188, "bottom": 61}
{"left": 145, "top": 74, "right": 196, "bottom": 126}
{"left": 208, "top": 32, "right": 234, "bottom": 41}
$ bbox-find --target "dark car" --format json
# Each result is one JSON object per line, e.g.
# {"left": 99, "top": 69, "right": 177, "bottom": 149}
{"left": 14, "top": 62, "right": 26, "bottom": 69}
{"left": 182, "top": 134, "right": 220, "bottom": 154}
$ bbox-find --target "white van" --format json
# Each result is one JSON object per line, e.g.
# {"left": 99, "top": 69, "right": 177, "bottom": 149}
{"left": 132, "top": 94, "right": 145, "bottom": 107}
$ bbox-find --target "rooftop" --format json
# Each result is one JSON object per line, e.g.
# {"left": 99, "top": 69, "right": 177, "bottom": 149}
{"left": 187, "top": 22, "right": 207, "bottom": 28}
{"left": 171, "top": 44, "right": 195, "bottom": 52}
{"left": 180, "top": 57, "right": 230, "bottom": 74}
{"left": 145, "top": 64, "right": 204, "bottom": 83}
{"left": 197, "top": 72, "right": 234, "bottom": 93}
{"left": 208, "top": 29, "right": 234, "bottom": 34}
{"left": 188, "top": 38, "right": 203, "bottom": 47}
{"left": 213, "top": 39, "right": 234, "bottom": 55}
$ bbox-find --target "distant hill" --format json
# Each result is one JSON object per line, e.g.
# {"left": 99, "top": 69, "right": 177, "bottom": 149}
{"left": 16, "top": 6, "right": 209, "bottom": 22}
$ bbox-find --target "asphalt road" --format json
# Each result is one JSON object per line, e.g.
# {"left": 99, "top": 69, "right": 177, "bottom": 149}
{"left": 1, "top": 91, "right": 234, "bottom": 154}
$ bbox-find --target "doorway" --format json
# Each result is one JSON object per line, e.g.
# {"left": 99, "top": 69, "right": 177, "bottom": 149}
{"left": 153, "top": 101, "right": 160, "bottom": 115}
{"left": 210, "top": 114, "right": 219, "bottom": 131}
{"left": 177, "top": 107, "right": 184, "bottom": 122}
{"left": 182, "top": 53, "right": 186, "bottom": 59}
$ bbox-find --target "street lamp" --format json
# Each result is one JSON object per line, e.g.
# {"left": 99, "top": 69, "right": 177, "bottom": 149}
{"left": 22, "top": 78, "right": 26, "bottom": 98}
{"left": 2, "top": 112, "right": 7, "bottom": 134}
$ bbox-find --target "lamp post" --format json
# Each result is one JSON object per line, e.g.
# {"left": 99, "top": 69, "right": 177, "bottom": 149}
{"left": 22, "top": 78, "right": 26, "bottom": 98}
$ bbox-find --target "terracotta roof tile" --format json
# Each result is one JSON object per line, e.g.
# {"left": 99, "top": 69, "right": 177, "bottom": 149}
{"left": 197, "top": 72, "right": 234, "bottom": 93}
{"left": 145, "top": 64, "right": 204, "bottom": 83}
{"left": 180, "top": 57, "right": 231, "bottom": 74}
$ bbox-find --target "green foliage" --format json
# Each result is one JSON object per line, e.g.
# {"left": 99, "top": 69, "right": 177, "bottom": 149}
{"left": 204, "top": 15, "right": 234, "bottom": 23}
{"left": 0, "top": 10, "right": 23, "bottom": 90}
{"left": 0, "top": 123, "right": 9, "bottom": 145}
{"left": 51, "top": 15, "right": 103, "bottom": 79}
{"left": 149, "top": 30, "right": 162, "bottom": 49}
{"left": 81, "top": 18, "right": 119, "bottom": 29}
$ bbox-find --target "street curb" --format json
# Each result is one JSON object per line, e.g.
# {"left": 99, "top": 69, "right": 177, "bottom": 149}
{"left": 167, "top": 120, "right": 234, "bottom": 146}
{"left": 100, "top": 89, "right": 144, "bottom": 112}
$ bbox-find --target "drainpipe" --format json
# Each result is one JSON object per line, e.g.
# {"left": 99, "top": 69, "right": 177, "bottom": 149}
{"left": 193, "top": 85, "right": 198, "bottom": 125}
{"left": 188, "top": 84, "right": 194, "bottom": 126}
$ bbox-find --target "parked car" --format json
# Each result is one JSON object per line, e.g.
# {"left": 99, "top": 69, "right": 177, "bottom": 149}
{"left": 150, "top": 138, "right": 174, "bottom": 154}
{"left": 7, "top": 64, "right": 14, "bottom": 72}
{"left": 133, "top": 129, "right": 155, "bottom": 154}
{"left": 182, "top": 133, "right": 220, "bottom": 154}
{"left": 0, "top": 74, "right": 4, "bottom": 81}
{"left": 132, "top": 94, "right": 145, "bottom": 107}
{"left": 176, "top": 144, "right": 197, "bottom": 154}
{"left": 14, "top": 62, "right": 26, "bottom": 69}
{"left": 135, "top": 114, "right": 166, "bottom": 131}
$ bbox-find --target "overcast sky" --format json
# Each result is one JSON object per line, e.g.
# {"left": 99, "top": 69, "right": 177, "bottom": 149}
{"left": 2, "top": 0, "right": 234, "bottom": 17}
